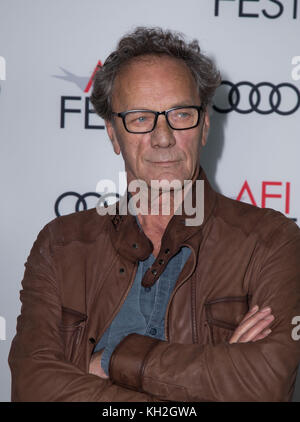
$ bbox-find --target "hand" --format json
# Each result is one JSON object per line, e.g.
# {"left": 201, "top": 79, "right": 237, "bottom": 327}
{"left": 229, "top": 305, "right": 275, "bottom": 344}
{"left": 89, "top": 348, "right": 109, "bottom": 379}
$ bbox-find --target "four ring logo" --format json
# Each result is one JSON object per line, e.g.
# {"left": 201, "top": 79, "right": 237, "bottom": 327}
{"left": 213, "top": 81, "right": 300, "bottom": 115}
{"left": 54, "top": 191, "right": 120, "bottom": 216}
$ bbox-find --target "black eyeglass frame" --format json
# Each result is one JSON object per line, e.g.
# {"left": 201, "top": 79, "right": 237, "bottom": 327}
{"left": 111, "top": 105, "right": 203, "bottom": 134}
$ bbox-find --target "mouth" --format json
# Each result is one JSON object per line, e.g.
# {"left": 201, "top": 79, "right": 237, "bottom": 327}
{"left": 147, "top": 160, "right": 180, "bottom": 166}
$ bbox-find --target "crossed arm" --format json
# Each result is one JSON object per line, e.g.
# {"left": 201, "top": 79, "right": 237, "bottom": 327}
{"left": 89, "top": 305, "right": 275, "bottom": 380}
{"left": 9, "top": 218, "right": 300, "bottom": 401}
{"left": 88, "top": 219, "right": 300, "bottom": 401}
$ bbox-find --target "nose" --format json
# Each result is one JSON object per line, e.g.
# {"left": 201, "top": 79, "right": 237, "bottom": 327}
{"left": 150, "top": 113, "right": 176, "bottom": 148}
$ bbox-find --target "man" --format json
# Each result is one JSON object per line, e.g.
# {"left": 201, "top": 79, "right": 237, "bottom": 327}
{"left": 9, "top": 27, "right": 300, "bottom": 401}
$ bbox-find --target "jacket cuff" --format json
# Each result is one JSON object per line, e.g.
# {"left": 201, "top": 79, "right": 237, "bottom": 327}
{"left": 109, "top": 333, "right": 161, "bottom": 392}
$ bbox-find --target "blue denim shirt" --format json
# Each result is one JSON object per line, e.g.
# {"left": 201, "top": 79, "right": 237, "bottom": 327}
{"left": 94, "top": 220, "right": 191, "bottom": 376}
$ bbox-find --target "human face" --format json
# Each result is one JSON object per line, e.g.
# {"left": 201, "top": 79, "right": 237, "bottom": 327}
{"left": 105, "top": 55, "right": 209, "bottom": 188}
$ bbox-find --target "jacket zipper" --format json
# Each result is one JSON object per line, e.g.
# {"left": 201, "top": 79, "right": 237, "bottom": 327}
{"left": 164, "top": 245, "right": 197, "bottom": 341}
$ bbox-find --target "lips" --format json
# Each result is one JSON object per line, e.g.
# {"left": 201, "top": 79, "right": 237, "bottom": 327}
{"left": 147, "top": 160, "right": 180, "bottom": 165}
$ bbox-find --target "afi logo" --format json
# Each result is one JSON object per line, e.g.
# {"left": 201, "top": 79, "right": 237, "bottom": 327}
{"left": 0, "top": 56, "right": 6, "bottom": 81}
{"left": 53, "top": 60, "right": 104, "bottom": 130}
{"left": 237, "top": 180, "right": 295, "bottom": 220}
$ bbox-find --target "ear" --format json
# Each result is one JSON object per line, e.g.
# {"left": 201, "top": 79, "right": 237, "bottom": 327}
{"left": 201, "top": 111, "right": 210, "bottom": 147}
{"left": 105, "top": 119, "right": 121, "bottom": 155}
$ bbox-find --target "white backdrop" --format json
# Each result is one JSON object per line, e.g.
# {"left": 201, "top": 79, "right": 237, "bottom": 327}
{"left": 0, "top": 0, "right": 299, "bottom": 402}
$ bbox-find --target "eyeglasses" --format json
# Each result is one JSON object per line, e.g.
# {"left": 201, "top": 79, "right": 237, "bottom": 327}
{"left": 111, "top": 106, "right": 202, "bottom": 134}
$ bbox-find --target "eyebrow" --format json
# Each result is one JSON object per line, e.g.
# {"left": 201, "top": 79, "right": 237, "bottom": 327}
{"left": 125, "top": 102, "right": 199, "bottom": 111}
{"left": 170, "top": 101, "right": 198, "bottom": 108}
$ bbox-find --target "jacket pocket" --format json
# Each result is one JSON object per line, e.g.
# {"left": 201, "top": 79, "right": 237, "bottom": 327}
{"left": 59, "top": 306, "right": 87, "bottom": 363}
{"left": 204, "top": 295, "right": 251, "bottom": 345}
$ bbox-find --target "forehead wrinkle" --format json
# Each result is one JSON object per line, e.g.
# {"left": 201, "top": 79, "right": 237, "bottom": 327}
{"left": 112, "top": 55, "right": 200, "bottom": 111}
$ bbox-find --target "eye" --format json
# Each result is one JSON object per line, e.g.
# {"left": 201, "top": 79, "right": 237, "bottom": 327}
{"left": 137, "top": 116, "right": 147, "bottom": 122}
{"left": 172, "top": 110, "right": 192, "bottom": 120}
{"left": 127, "top": 113, "right": 150, "bottom": 124}
{"left": 177, "top": 111, "right": 191, "bottom": 118}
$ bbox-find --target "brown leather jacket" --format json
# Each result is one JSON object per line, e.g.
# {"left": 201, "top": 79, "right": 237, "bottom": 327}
{"left": 8, "top": 168, "right": 300, "bottom": 401}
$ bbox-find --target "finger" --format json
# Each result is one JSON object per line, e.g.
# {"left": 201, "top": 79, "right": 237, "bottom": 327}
{"left": 239, "top": 305, "right": 259, "bottom": 324}
{"left": 100, "top": 373, "right": 109, "bottom": 380}
{"left": 236, "top": 315, "right": 274, "bottom": 343}
{"left": 229, "top": 308, "right": 273, "bottom": 344}
{"left": 251, "top": 328, "right": 272, "bottom": 342}
{"left": 239, "top": 304, "right": 272, "bottom": 325}
{"left": 235, "top": 306, "right": 271, "bottom": 334}
{"left": 233, "top": 314, "right": 274, "bottom": 343}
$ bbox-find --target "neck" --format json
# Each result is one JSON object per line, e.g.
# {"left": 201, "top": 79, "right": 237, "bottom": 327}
{"left": 127, "top": 166, "right": 201, "bottom": 253}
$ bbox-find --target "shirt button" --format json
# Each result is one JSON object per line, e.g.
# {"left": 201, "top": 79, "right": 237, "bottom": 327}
{"left": 151, "top": 269, "right": 157, "bottom": 275}
{"left": 132, "top": 243, "right": 138, "bottom": 249}
{"left": 165, "top": 248, "right": 170, "bottom": 254}
{"left": 150, "top": 327, "right": 157, "bottom": 336}
{"left": 144, "top": 287, "right": 151, "bottom": 292}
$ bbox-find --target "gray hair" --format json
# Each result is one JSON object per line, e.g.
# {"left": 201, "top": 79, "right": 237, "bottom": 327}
{"left": 90, "top": 26, "right": 221, "bottom": 121}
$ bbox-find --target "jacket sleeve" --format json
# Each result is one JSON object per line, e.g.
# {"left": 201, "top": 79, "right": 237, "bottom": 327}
{"left": 108, "top": 218, "right": 300, "bottom": 402}
{"left": 8, "top": 222, "right": 157, "bottom": 402}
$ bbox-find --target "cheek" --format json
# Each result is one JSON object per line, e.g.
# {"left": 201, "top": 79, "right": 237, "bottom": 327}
{"left": 120, "top": 137, "right": 144, "bottom": 167}
{"left": 177, "top": 133, "right": 201, "bottom": 163}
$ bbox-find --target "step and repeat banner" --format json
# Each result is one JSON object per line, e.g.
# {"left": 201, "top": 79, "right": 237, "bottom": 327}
{"left": 0, "top": 0, "right": 299, "bottom": 401}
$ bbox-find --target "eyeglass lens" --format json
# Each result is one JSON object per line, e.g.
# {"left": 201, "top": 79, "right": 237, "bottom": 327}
{"left": 124, "top": 107, "right": 199, "bottom": 132}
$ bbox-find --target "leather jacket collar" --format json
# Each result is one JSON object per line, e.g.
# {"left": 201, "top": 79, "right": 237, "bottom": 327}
{"left": 108, "top": 167, "right": 217, "bottom": 284}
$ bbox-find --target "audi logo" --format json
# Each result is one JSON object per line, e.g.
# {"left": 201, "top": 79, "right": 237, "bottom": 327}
{"left": 213, "top": 81, "right": 300, "bottom": 115}
{"left": 54, "top": 191, "right": 120, "bottom": 217}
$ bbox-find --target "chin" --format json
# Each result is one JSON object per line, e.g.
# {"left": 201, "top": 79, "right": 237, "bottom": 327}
{"left": 148, "top": 171, "right": 179, "bottom": 181}
{"left": 146, "top": 172, "right": 188, "bottom": 191}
